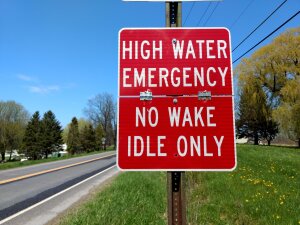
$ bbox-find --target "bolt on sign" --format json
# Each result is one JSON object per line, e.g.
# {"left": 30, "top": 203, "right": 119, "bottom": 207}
{"left": 117, "top": 28, "right": 236, "bottom": 171}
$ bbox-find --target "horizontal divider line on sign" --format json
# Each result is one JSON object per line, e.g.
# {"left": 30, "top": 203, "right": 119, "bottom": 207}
{"left": 118, "top": 95, "right": 234, "bottom": 98}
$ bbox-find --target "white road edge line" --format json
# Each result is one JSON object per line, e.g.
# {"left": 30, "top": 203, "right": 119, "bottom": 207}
{"left": 0, "top": 165, "right": 117, "bottom": 225}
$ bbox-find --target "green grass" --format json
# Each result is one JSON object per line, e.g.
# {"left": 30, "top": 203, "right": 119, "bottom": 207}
{"left": 186, "top": 144, "right": 300, "bottom": 225}
{"left": 0, "top": 149, "right": 115, "bottom": 171}
{"left": 60, "top": 172, "right": 167, "bottom": 225}
{"left": 60, "top": 145, "right": 300, "bottom": 225}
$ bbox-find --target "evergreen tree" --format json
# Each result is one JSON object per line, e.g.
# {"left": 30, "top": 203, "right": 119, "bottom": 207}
{"left": 80, "top": 124, "right": 96, "bottom": 152}
{"left": 262, "top": 119, "right": 279, "bottom": 146}
{"left": 63, "top": 118, "right": 90, "bottom": 144}
{"left": 41, "top": 111, "right": 63, "bottom": 158}
{"left": 22, "top": 111, "right": 42, "bottom": 159}
{"left": 236, "top": 77, "right": 271, "bottom": 145}
{"left": 67, "top": 117, "right": 80, "bottom": 154}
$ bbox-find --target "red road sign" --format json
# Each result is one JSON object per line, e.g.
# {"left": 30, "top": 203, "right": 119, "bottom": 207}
{"left": 118, "top": 28, "right": 236, "bottom": 171}
{"left": 119, "top": 28, "right": 233, "bottom": 96}
{"left": 118, "top": 97, "right": 236, "bottom": 170}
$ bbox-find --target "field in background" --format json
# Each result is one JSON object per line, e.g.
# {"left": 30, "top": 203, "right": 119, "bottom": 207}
{"left": 60, "top": 145, "right": 299, "bottom": 225}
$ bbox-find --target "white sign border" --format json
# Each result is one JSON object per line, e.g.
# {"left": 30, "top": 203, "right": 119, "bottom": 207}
{"left": 117, "top": 27, "right": 237, "bottom": 172}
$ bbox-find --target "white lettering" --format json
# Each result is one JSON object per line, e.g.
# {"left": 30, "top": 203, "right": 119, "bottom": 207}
{"left": 203, "top": 136, "right": 213, "bottom": 156}
{"left": 207, "top": 67, "right": 217, "bottom": 86}
{"left": 218, "top": 67, "right": 228, "bottom": 86}
{"left": 182, "top": 107, "right": 193, "bottom": 127}
{"left": 148, "top": 107, "right": 159, "bottom": 127}
{"left": 186, "top": 40, "right": 196, "bottom": 59}
{"left": 171, "top": 67, "right": 180, "bottom": 87}
{"left": 136, "top": 107, "right": 145, "bottom": 127}
{"left": 191, "top": 136, "right": 201, "bottom": 156}
{"left": 141, "top": 40, "right": 150, "bottom": 59}
{"left": 172, "top": 40, "right": 184, "bottom": 59}
{"left": 207, "top": 107, "right": 216, "bottom": 127}
{"left": 134, "top": 68, "right": 145, "bottom": 87}
{"left": 153, "top": 41, "right": 163, "bottom": 59}
{"left": 123, "top": 41, "right": 132, "bottom": 59}
{"left": 217, "top": 40, "right": 227, "bottom": 58}
{"left": 177, "top": 136, "right": 188, "bottom": 157}
{"left": 214, "top": 136, "right": 224, "bottom": 156}
{"left": 183, "top": 68, "right": 192, "bottom": 87}
{"left": 148, "top": 68, "right": 157, "bottom": 87}
{"left": 158, "top": 136, "right": 167, "bottom": 156}
{"left": 168, "top": 107, "right": 181, "bottom": 127}
{"left": 206, "top": 40, "right": 216, "bottom": 59}
{"left": 134, "top": 136, "right": 144, "bottom": 157}
{"left": 123, "top": 68, "right": 132, "bottom": 87}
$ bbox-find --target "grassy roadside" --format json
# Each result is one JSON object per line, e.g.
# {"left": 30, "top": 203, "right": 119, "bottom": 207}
{"left": 59, "top": 145, "right": 299, "bottom": 225}
{"left": 186, "top": 145, "right": 300, "bottom": 225}
{"left": 60, "top": 172, "right": 167, "bottom": 225}
{"left": 0, "top": 148, "right": 115, "bottom": 171}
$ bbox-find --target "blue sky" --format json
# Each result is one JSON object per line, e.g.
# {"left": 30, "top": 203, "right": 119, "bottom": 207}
{"left": 0, "top": 0, "right": 299, "bottom": 127}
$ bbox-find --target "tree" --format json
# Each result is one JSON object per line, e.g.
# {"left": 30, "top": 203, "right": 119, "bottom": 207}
{"left": 80, "top": 124, "right": 96, "bottom": 152}
{"left": 262, "top": 119, "right": 279, "bottom": 146}
{"left": 236, "top": 27, "right": 300, "bottom": 107}
{"left": 95, "top": 123, "right": 104, "bottom": 150}
{"left": 67, "top": 117, "right": 81, "bottom": 154}
{"left": 236, "top": 77, "right": 275, "bottom": 145}
{"left": 273, "top": 77, "right": 300, "bottom": 147}
{"left": 236, "top": 26, "right": 299, "bottom": 145}
{"left": 84, "top": 93, "right": 116, "bottom": 149}
{"left": 22, "top": 111, "right": 42, "bottom": 159}
{"left": 63, "top": 118, "right": 91, "bottom": 144}
{"left": 40, "top": 111, "right": 63, "bottom": 158}
{"left": 0, "top": 101, "right": 29, "bottom": 161}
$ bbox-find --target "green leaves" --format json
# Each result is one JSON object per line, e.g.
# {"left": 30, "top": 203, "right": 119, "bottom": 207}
{"left": 23, "top": 110, "right": 63, "bottom": 159}
{"left": 0, "top": 101, "right": 29, "bottom": 161}
{"left": 236, "top": 27, "right": 300, "bottom": 146}
{"left": 67, "top": 117, "right": 81, "bottom": 155}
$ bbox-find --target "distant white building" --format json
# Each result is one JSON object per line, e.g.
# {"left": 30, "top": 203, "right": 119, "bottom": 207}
{"left": 4, "top": 150, "right": 20, "bottom": 160}
{"left": 62, "top": 144, "right": 67, "bottom": 151}
{"left": 236, "top": 138, "right": 248, "bottom": 144}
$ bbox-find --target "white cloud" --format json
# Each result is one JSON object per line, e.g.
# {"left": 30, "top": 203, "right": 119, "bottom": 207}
{"left": 17, "top": 74, "right": 36, "bottom": 82}
{"left": 17, "top": 73, "right": 74, "bottom": 94}
{"left": 29, "top": 85, "right": 60, "bottom": 94}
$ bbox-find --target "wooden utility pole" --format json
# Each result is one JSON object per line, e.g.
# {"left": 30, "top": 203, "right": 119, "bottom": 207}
{"left": 166, "top": 2, "right": 186, "bottom": 225}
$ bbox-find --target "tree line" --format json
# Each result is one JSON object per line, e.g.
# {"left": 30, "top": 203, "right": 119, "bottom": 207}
{"left": 236, "top": 27, "right": 300, "bottom": 147}
{"left": 65, "top": 93, "right": 117, "bottom": 154}
{"left": 0, "top": 93, "right": 117, "bottom": 161}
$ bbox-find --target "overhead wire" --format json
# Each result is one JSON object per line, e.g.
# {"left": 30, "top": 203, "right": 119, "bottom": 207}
{"left": 196, "top": 2, "right": 212, "bottom": 26}
{"left": 203, "top": 2, "right": 220, "bottom": 26}
{"left": 229, "top": 0, "right": 255, "bottom": 29}
{"left": 232, "top": 0, "right": 288, "bottom": 52}
{"left": 183, "top": 2, "right": 196, "bottom": 26}
{"left": 233, "top": 10, "right": 300, "bottom": 64}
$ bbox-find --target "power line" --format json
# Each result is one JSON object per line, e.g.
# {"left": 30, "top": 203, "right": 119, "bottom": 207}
{"left": 233, "top": 0, "right": 288, "bottom": 52}
{"left": 229, "top": 0, "right": 255, "bottom": 29}
{"left": 183, "top": 2, "right": 196, "bottom": 26}
{"left": 196, "top": 2, "right": 212, "bottom": 26}
{"left": 203, "top": 2, "right": 220, "bottom": 26}
{"left": 233, "top": 10, "right": 300, "bottom": 64}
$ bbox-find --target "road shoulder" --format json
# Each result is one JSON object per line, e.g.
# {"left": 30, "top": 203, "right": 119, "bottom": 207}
{"left": 2, "top": 166, "right": 119, "bottom": 225}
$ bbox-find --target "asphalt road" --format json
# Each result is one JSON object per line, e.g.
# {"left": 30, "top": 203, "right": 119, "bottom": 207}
{"left": 0, "top": 151, "right": 116, "bottom": 222}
